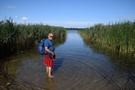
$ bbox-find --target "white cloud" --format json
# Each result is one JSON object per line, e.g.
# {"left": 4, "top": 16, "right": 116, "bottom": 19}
{"left": 22, "top": 17, "right": 28, "bottom": 20}
{"left": 15, "top": 16, "right": 18, "bottom": 18}
{"left": 5, "top": 5, "right": 16, "bottom": 8}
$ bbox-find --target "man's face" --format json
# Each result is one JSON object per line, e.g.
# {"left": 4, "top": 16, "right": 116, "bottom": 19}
{"left": 48, "top": 33, "right": 53, "bottom": 40}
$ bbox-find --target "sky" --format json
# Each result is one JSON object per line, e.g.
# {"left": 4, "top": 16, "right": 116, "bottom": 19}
{"left": 0, "top": 0, "right": 135, "bottom": 28}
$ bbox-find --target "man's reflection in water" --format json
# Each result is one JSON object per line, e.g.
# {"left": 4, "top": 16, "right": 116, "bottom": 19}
{"left": 44, "top": 77, "right": 57, "bottom": 90}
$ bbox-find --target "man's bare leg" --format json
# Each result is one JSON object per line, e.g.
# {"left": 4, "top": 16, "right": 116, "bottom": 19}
{"left": 46, "top": 65, "right": 49, "bottom": 75}
{"left": 48, "top": 67, "right": 54, "bottom": 78}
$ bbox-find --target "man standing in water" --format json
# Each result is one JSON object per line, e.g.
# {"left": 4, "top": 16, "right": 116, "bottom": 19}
{"left": 44, "top": 33, "right": 56, "bottom": 78}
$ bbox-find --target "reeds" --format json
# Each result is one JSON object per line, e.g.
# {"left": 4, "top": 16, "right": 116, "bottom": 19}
{"left": 79, "top": 21, "right": 135, "bottom": 55}
{"left": 79, "top": 21, "right": 135, "bottom": 69}
{"left": 0, "top": 18, "right": 66, "bottom": 58}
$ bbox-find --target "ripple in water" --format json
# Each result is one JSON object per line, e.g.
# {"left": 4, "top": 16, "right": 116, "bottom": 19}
{"left": 4, "top": 30, "right": 135, "bottom": 90}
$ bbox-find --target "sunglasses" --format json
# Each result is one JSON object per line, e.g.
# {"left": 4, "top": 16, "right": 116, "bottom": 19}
{"left": 49, "top": 36, "right": 53, "bottom": 37}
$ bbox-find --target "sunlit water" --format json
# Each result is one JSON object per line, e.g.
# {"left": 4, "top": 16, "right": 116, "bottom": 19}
{"left": 3, "top": 30, "right": 135, "bottom": 90}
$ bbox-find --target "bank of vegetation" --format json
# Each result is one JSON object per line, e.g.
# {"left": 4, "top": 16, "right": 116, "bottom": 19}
{"left": 0, "top": 18, "right": 66, "bottom": 59}
{"left": 65, "top": 27, "right": 84, "bottom": 30}
{"left": 79, "top": 21, "right": 135, "bottom": 55}
{"left": 79, "top": 21, "right": 135, "bottom": 68}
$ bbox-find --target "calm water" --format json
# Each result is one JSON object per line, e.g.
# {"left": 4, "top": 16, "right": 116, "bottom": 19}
{"left": 2, "top": 30, "right": 135, "bottom": 90}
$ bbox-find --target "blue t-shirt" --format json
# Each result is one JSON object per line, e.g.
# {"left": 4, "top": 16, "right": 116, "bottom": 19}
{"left": 44, "top": 39, "right": 55, "bottom": 52}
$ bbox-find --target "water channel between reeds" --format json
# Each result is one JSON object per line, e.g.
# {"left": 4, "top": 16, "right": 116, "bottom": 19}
{"left": 2, "top": 30, "right": 135, "bottom": 90}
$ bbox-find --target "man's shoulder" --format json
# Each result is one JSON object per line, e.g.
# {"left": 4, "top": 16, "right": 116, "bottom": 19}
{"left": 44, "top": 38, "right": 52, "bottom": 44}
{"left": 44, "top": 38, "right": 49, "bottom": 42}
{"left": 44, "top": 38, "right": 48, "bottom": 44}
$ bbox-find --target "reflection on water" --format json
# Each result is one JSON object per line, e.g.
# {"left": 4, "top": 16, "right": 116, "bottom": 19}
{"left": 82, "top": 39, "right": 135, "bottom": 70}
{"left": 0, "top": 30, "right": 135, "bottom": 90}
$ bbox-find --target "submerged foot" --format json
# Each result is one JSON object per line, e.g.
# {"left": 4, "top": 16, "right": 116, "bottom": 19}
{"left": 48, "top": 75, "right": 54, "bottom": 78}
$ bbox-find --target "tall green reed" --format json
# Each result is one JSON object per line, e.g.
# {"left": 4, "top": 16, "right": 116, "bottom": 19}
{"left": 79, "top": 21, "right": 135, "bottom": 55}
{"left": 0, "top": 18, "right": 66, "bottom": 59}
{"left": 79, "top": 21, "right": 135, "bottom": 69}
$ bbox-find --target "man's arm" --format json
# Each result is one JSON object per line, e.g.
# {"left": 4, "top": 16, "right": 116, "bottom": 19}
{"left": 45, "top": 47, "right": 54, "bottom": 55}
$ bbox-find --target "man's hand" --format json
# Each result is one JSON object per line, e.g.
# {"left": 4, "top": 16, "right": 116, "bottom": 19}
{"left": 45, "top": 47, "right": 54, "bottom": 56}
{"left": 51, "top": 52, "right": 54, "bottom": 56}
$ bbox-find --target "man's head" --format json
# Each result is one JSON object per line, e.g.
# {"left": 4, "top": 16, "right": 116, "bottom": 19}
{"left": 48, "top": 33, "right": 54, "bottom": 40}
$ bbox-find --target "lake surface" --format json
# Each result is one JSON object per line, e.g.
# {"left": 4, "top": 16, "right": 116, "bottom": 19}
{"left": 2, "top": 30, "right": 135, "bottom": 90}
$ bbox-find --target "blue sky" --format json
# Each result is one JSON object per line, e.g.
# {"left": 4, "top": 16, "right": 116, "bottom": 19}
{"left": 0, "top": 0, "right": 135, "bottom": 28}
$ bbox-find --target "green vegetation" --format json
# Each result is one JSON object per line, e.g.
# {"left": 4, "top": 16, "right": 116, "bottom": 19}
{"left": 0, "top": 18, "right": 66, "bottom": 59}
{"left": 79, "top": 21, "right": 135, "bottom": 69}
{"left": 79, "top": 21, "right": 135, "bottom": 55}
{"left": 65, "top": 27, "right": 84, "bottom": 30}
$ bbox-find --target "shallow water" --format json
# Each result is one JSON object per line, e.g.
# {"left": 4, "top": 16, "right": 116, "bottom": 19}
{"left": 1, "top": 30, "right": 135, "bottom": 90}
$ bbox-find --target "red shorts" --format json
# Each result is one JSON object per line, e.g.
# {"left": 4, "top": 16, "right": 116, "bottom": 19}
{"left": 44, "top": 54, "right": 54, "bottom": 67}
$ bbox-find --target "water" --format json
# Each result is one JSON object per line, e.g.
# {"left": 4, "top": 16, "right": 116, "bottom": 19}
{"left": 1, "top": 30, "right": 135, "bottom": 90}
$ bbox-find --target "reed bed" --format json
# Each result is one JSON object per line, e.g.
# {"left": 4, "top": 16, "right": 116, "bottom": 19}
{"left": 79, "top": 21, "right": 135, "bottom": 55}
{"left": 79, "top": 21, "right": 135, "bottom": 68}
{"left": 0, "top": 18, "right": 66, "bottom": 59}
